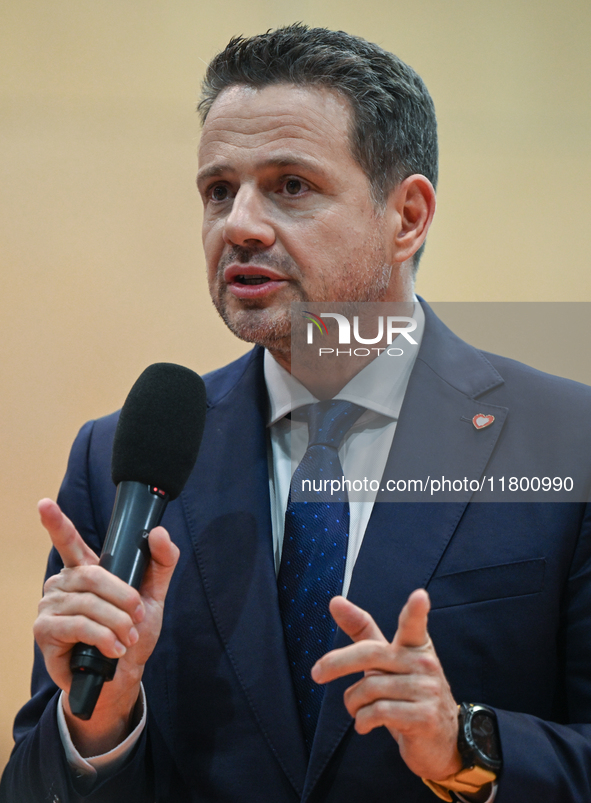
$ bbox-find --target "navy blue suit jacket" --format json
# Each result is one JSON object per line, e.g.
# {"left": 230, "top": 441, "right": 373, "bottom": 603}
{"left": 3, "top": 302, "right": 591, "bottom": 802}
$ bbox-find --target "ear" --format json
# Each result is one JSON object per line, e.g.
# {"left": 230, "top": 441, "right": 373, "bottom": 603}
{"left": 388, "top": 174, "right": 437, "bottom": 264}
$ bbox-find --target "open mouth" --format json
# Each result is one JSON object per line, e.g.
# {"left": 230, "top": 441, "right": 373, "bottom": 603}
{"left": 224, "top": 265, "right": 288, "bottom": 298}
{"left": 233, "top": 275, "right": 271, "bottom": 285}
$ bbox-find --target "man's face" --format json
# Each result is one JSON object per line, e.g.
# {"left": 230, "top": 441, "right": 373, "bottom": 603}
{"left": 197, "top": 84, "right": 403, "bottom": 354}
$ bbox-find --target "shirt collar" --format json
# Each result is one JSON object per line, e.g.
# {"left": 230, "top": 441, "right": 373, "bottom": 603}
{"left": 264, "top": 300, "right": 425, "bottom": 425}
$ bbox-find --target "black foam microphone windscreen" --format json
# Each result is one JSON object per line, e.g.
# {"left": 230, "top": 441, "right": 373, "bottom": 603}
{"left": 69, "top": 362, "right": 207, "bottom": 720}
{"left": 111, "top": 362, "right": 207, "bottom": 499}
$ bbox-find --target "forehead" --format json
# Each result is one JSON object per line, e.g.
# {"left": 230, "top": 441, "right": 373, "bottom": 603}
{"left": 197, "top": 84, "right": 357, "bottom": 174}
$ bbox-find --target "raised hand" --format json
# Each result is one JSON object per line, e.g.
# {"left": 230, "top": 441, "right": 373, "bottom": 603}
{"left": 33, "top": 498, "right": 179, "bottom": 756}
{"left": 311, "top": 590, "right": 462, "bottom": 782}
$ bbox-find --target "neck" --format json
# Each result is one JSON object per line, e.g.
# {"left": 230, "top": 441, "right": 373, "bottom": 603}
{"left": 269, "top": 348, "right": 377, "bottom": 399}
{"left": 269, "top": 298, "right": 416, "bottom": 399}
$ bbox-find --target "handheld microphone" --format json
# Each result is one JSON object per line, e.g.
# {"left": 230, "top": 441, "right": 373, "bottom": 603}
{"left": 68, "top": 363, "right": 207, "bottom": 720}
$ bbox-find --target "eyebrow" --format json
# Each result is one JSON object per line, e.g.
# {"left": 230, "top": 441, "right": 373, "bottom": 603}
{"left": 196, "top": 154, "right": 327, "bottom": 185}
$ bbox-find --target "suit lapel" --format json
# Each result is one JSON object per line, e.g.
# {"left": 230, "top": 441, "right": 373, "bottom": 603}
{"left": 180, "top": 347, "right": 308, "bottom": 796}
{"left": 303, "top": 303, "right": 509, "bottom": 799}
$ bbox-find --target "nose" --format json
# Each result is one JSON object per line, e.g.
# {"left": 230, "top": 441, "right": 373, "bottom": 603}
{"left": 223, "top": 185, "right": 276, "bottom": 249}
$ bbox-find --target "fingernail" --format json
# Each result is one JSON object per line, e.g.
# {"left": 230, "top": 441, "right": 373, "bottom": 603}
{"left": 134, "top": 604, "right": 144, "bottom": 623}
{"left": 129, "top": 627, "right": 139, "bottom": 645}
{"left": 114, "top": 641, "right": 127, "bottom": 657}
{"left": 311, "top": 664, "right": 320, "bottom": 681}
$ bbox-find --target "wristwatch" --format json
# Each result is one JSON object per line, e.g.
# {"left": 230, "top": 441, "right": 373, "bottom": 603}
{"left": 457, "top": 702, "right": 502, "bottom": 773}
{"left": 422, "top": 703, "right": 502, "bottom": 801}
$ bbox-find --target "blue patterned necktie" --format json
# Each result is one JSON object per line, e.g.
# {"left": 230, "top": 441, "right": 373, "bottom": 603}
{"left": 277, "top": 399, "right": 365, "bottom": 750}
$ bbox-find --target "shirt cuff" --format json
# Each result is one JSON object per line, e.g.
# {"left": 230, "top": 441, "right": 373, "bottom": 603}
{"left": 57, "top": 685, "right": 146, "bottom": 789}
{"left": 456, "top": 781, "right": 498, "bottom": 803}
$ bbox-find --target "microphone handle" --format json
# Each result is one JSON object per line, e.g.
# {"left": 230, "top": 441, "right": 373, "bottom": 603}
{"left": 69, "top": 481, "right": 169, "bottom": 720}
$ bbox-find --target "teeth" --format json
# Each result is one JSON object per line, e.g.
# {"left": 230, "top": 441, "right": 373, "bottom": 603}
{"left": 236, "top": 275, "right": 270, "bottom": 285}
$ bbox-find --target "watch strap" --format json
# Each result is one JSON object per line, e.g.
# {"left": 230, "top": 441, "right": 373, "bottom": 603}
{"left": 423, "top": 766, "right": 497, "bottom": 802}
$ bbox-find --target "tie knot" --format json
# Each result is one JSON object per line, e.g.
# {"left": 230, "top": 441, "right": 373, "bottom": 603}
{"left": 303, "top": 400, "right": 365, "bottom": 449}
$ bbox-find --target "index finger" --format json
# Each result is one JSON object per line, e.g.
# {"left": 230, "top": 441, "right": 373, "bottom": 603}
{"left": 393, "top": 588, "right": 431, "bottom": 649}
{"left": 38, "top": 498, "right": 99, "bottom": 569}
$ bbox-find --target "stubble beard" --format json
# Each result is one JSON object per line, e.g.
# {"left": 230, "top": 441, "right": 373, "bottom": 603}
{"left": 210, "top": 235, "right": 394, "bottom": 356}
{"left": 211, "top": 263, "right": 393, "bottom": 364}
{"left": 213, "top": 296, "right": 295, "bottom": 356}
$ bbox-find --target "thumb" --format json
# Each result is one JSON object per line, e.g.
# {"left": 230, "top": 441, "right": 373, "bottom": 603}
{"left": 393, "top": 588, "right": 431, "bottom": 648}
{"left": 329, "top": 596, "right": 387, "bottom": 644}
{"left": 140, "top": 526, "right": 180, "bottom": 605}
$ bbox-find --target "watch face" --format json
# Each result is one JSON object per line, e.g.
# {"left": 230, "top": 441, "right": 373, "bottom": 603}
{"left": 471, "top": 711, "right": 501, "bottom": 762}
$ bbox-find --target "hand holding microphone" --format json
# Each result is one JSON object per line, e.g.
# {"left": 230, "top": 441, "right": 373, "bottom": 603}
{"left": 35, "top": 503, "right": 177, "bottom": 754}
{"left": 34, "top": 363, "right": 206, "bottom": 754}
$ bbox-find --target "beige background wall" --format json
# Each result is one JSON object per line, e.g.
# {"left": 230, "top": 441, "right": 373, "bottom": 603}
{"left": 1, "top": 0, "right": 590, "bottom": 772}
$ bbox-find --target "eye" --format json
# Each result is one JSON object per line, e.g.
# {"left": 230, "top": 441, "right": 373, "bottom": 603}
{"left": 209, "top": 184, "right": 230, "bottom": 202}
{"left": 282, "top": 178, "right": 307, "bottom": 196}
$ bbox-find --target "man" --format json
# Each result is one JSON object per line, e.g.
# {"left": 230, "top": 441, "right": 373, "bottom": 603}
{"left": 2, "top": 24, "right": 591, "bottom": 803}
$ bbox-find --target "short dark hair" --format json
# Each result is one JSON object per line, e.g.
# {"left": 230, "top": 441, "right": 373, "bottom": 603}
{"left": 199, "top": 24, "right": 438, "bottom": 268}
